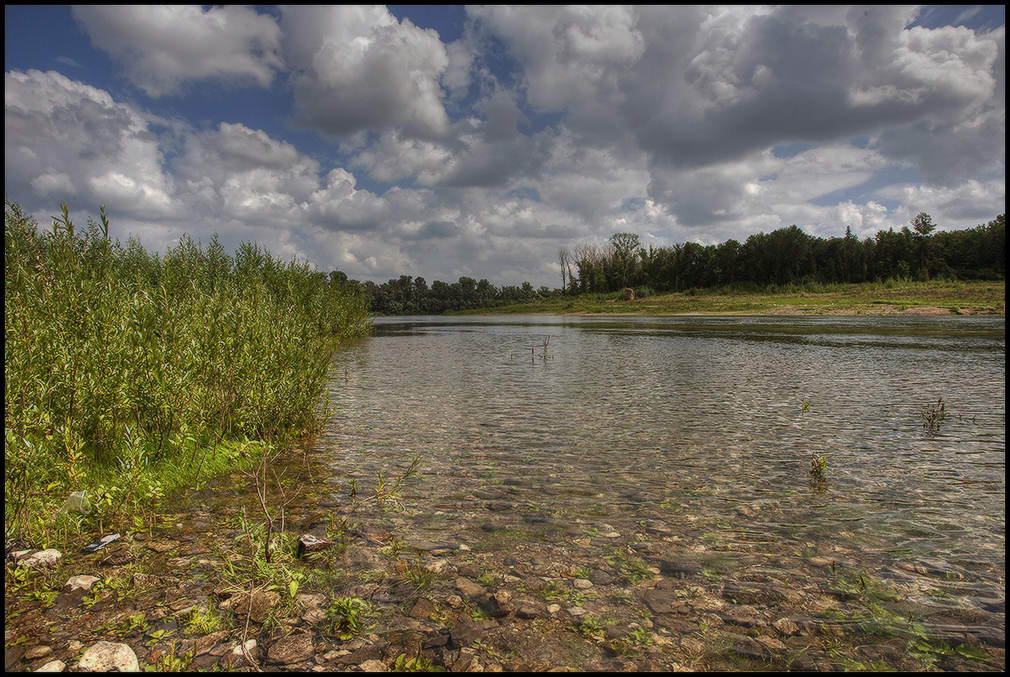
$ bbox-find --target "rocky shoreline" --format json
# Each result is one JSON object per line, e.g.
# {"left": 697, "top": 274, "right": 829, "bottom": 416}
{"left": 5, "top": 451, "right": 1005, "bottom": 672}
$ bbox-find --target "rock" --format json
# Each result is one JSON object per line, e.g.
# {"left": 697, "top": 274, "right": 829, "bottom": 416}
{"left": 479, "top": 523, "right": 505, "bottom": 533}
{"left": 589, "top": 570, "right": 615, "bottom": 586}
{"left": 22, "top": 549, "right": 62, "bottom": 569}
{"left": 146, "top": 540, "right": 179, "bottom": 553}
{"left": 230, "top": 640, "right": 259, "bottom": 661}
{"left": 408, "top": 598, "right": 435, "bottom": 620}
{"left": 36, "top": 660, "right": 66, "bottom": 672}
{"left": 657, "top": 558, "right": 700, "bottom": 578}
{"left": 640, "top": 589, "right": 681, "bottom": 615}
{"left": 358, "top": 659, "right": 387, "bottom": 672}
{"left": 455, "top": 577, "right": 486, "bottom": 600}
{"left": 424, "top": 559, "right": 448, "bottom": 574}
{"left": 267, "top": 634, "right": 315, "bottom": 665}
{"left": 336, "top": 644, "right": 384, "bottom": 665}
{"left": 567, "top": 606, "right": 587, "bottom": 618}
{"left": 78, "top": 641, "right": 140, "bottom": 672}
{"left": 755, "top": 635, "right": 787, "bottom": 652}
{"left": 547, "top": 604, "right": 561, "bottom": 614}
{"left": 64, "top": 575, "right": 100, "bottom": 594}
{"left": 487, "top": 502, "right": 513, "bottom": 512}
{"left": 26, "top": 645, "right": 53, "bottom": 659}
{"left": 297, "top": 534, "right": 332, "bottom": 558}
{"left": 194, "top": 631, "right": 229, "bottom": 656}
{"left": 573, "top": 579, "right": 592, "bottom": 589}
{"left": 302, "top": 607, "right": 327, "bottom": 624}
{"left": 773, "top": 617, "right": 800, "bottom": 636}
{"left": 222, "top": 590, "right": 280, "bottom": 623}
{"left": 515, "top": 604, "right": 543, "bottom": 620}
{"left": 450, "top": 621, "right": 486, "bottom": 646}
{"left": 731, "top": 635, "right": 766, "bottom": 659}
{"left": 478, "top": 591, "right": 512, "bottom": 618}
{"left": 445, "top": 594, "right": 463, "bottom": 608}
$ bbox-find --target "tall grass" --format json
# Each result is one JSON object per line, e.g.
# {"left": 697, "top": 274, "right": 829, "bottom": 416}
{"left": 5, "top": 201, "right": 370, "bottom": 546}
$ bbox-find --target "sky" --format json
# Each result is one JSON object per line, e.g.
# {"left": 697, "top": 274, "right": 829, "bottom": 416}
{"left": 4, "top": 5, "right": 1005, "bottom": 287}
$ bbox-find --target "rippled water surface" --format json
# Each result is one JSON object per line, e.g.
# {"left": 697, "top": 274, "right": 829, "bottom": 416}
{"left": 322, "top": 315, "right": 1005, "bottom": 639}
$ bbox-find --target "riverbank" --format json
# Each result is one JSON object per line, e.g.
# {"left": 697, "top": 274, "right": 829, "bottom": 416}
{"left": 451, "top": 280, "right": 1005, "bottom": 317}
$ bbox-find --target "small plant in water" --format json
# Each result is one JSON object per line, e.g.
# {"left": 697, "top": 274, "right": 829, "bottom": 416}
{"left": 801, "top": 400, "right": 811, "bottom": 413}
{"left": 809, "top": 453, "right": 828, "bottom": 492}
{"left": 921, "top": 397, "right": 946, "bottom": 435}
{"left": 326, "top": 597, "right": 370, "bottom": 639}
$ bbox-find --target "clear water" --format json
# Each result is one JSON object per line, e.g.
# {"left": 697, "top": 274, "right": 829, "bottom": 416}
{"left": 322, "top": 315, "right": 1005, "bottom": 632}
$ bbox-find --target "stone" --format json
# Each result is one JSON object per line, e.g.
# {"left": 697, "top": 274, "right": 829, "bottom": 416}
{"left": 547, "top": 604, "right": 561, "bottom": 614}
{"left": 336, "top": 644, "right": 384, "bottom": 665}
{"left": 408, "top": 598, "right": 435, "bottom": 620}
{"left": 358, "top": 659, "right": 387, "bottom": 671}
{"left": 721, "top": 605, "right": 762, "bottom": 627}
{"left": 445, "top": 594, "right": 463, "bottom": 608}
{"left": 64, "top": 575, "right": 100, "bottom": 593}
{"left": 26, "top": 645, "right": 53, "bottom": 659}
{"left": 640, "top": 589, "right": 681, "bottom": 615}
{"left": 222, "top": 590, "right": 280, "bottom": 623}
{"left": 297, "top": 534, "right": 332, "bottom": 558}
{"left": 194, "top": 631, "right": 229, "bottom": 656}
{"left": 773, "top": 617, "right": 800, "bottom": 636}
{"left": 731, "top": 635, "right": 766, "bottom": 658}
{"left": 267, "top": 634, "right": 315, "bottom": 665}
{"left": 450, "top": 621, "right": 486, "bottom": 646}
{"left": 755, "top": 635, "right": 787, "bottom": 652}
{"left": 573, "top": 579, "right": 592, "bottom": 589}
{"left": 36, "top": 660, "right": 66, "bottom": 672}
{"left": 567, "top": 606, "right": 586, "bottom": 617}
{"left": 589, "top": 570, "right": 615, "bottom": 586}
{"left": 22, "top": 549, "right": 62, "bottom": 569}
{"left": 78, "top": 641, "right": 140, "bottom": 672}
{"left": 657, "top": 558, "right": 700, "bottom": 578}
{"left": 455, "top": 577, "right": 486, "bottom": 600}
{"left": 515, "top": 604, "right": 543, "bottom": 620}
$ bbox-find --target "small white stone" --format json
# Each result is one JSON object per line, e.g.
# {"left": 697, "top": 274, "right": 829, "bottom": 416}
{"left": 65, "top": 575, "right": 101, "bottom": 593}
{"left": 22, "top": 549, "right": 62, "bottom": 569}
{"left": 36, "top": 660, "right": 66, "bottom": 672}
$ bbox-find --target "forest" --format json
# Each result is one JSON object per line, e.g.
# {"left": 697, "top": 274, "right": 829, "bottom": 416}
{"left": 358, "top": 213, "right": 1005, "bottom": 314}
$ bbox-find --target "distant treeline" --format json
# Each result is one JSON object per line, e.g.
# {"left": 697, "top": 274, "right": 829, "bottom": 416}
{"left": 357, "top": 213, "right": 1004, "bottom": 314}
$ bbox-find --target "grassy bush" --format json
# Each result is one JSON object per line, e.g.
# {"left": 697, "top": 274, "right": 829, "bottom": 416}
{"left": 4, "top": 201, "right": 370, "bottom": 546}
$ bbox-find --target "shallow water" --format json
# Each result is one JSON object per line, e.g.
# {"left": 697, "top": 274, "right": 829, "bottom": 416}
{"left": 322, "top": 315, "right": 1005, "bottom": 641}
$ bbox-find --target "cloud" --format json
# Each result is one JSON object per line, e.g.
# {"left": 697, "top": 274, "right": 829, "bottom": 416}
{"left": 281, "top": 6, "right": 451, "bottom": 138}
{"left": 5, "top": 6, "right": 1006, "bottom": 287}
{"left": 72, "top": 5, "right": 282, "bottom": 96}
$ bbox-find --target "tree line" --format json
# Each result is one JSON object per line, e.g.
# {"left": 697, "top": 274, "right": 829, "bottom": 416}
{"left": 356, "top": 212, "right": 1004, "bottom": 313}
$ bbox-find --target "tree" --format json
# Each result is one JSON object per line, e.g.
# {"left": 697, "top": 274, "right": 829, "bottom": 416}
{"left": 556, "top": 247, "right": 570, "bottom": 294}
{"left": 911, "top": 212, "right": 937, "bottom": 275}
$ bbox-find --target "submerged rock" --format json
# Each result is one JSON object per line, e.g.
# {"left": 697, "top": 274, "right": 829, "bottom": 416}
{"left": 78, "top": 641, "right": 139, "bottom": 672}
{"left": 267, "top": 634, "right": 314, "bottom": 665}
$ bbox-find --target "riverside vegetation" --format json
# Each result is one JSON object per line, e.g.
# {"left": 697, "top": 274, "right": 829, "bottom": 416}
{"left": 4, "top": 200, "right": 370, "bottom": 549}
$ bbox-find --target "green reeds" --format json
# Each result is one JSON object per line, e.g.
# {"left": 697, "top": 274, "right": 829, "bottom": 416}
{"left": 4, "top": 200, "right": 370, "bottom": 545}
